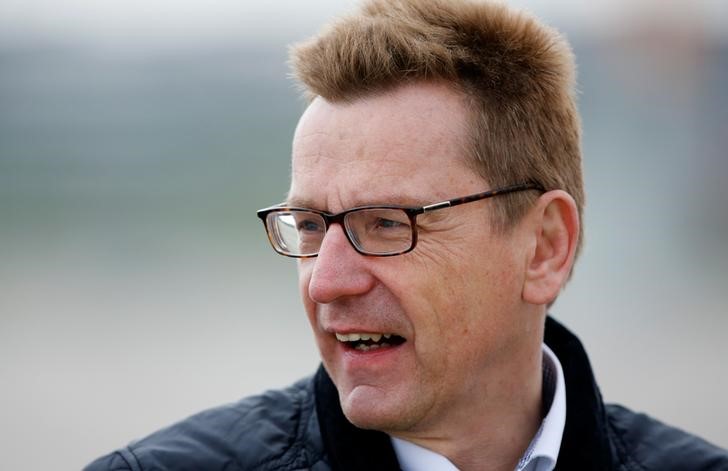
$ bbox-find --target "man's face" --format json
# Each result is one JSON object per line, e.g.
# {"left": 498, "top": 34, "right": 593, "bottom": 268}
{"left": 288, "top": 82, "right": 537, "bottom": 434}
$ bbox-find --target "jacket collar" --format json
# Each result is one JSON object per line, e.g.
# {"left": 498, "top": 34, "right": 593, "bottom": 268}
{"left": 314, "top": 316, "right": 616, "bottom": 470}
{"left": 543, "top": 316, "right": 616, "bottom": 470}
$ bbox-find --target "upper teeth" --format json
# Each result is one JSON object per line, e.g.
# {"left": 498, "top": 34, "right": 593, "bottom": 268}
{"left": 335, "top": 333, "right": 393, "bottom": 342}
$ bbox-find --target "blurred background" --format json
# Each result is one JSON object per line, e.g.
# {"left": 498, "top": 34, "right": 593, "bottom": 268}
{"left": 1, "top": 0, "right": 726, "bottom": 468}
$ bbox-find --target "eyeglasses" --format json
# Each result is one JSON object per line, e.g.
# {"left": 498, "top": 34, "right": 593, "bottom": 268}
{"left": 256, "top": 182, "right": 544, "bottom": 258}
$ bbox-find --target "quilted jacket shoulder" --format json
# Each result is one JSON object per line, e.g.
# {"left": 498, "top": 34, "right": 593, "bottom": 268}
{"left": 83, "top": 377, "right": 328, "bottom": 471}
{"left": 606, "top": 404, "right": 728, "bottom": 471}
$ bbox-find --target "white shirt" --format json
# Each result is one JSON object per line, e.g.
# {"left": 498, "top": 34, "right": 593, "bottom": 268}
{"left": 391, "top": 344, "right": 566, "bottom": 471}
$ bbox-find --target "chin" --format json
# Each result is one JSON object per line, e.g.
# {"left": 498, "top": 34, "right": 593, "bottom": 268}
{"left": 339, "top": 385, "right": 421, "bottom": 432}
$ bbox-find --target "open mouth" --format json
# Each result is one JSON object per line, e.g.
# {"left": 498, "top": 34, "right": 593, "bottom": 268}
{"left": 334, "top": 332, "right": 406, "bottom": 352}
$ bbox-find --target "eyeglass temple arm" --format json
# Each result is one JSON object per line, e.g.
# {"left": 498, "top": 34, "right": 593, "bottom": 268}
{"left": 421, "top": 183, "right": 545, "bottom": 214}
{"left": 422, "top": 201, "right": 452, "bottom": 213}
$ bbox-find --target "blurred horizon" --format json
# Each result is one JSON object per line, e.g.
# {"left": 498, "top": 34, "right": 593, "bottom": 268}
{"left": 2, "top": 0, "right": 727, "bottom": 46}
{"left": 1, "top": 1, "right": 727, "bottom": 469}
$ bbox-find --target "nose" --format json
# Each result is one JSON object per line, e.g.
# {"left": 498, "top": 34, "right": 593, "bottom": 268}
{"left": 306, "top": 223, "right": 376, "bottom": 304}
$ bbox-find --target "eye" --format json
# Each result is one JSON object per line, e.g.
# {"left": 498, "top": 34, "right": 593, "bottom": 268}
{"left": 374, "top": 217, "right": 407, "bottom": 230}
{"left": 297, "top": 218, "right": 323, "bottom": 233}
{"left": 345, "top": 208, "right": 412, "bottom": 244}
{"left": 368, "top": 213, "right": 411, "bottom": 235}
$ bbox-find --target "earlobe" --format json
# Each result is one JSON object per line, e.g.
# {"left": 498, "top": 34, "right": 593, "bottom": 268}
{"left": 522, "top": 191, "right": 580, "bottom": 305}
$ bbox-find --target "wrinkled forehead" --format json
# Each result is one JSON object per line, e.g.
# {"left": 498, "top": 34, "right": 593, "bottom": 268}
{"left": 288, "top": 82, "right": 482, "bottom": 211}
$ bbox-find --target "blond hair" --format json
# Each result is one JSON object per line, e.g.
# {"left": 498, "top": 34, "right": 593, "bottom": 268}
{"left": 290, "top": 0, "right": 584, "bottom": 255}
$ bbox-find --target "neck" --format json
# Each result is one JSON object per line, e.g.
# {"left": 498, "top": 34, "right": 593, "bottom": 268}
{"left": 390, "top": 338, "right": 544, "bottom": 471}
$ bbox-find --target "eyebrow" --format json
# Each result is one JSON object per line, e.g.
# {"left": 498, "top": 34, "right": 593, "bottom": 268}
{"left": 285, "top": 193, "right": 436, "bottom": 211}
{"left": 284, "top": 196, "right": 317, "bottom": 209}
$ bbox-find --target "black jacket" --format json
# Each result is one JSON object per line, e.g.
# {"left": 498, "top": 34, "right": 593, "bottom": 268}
{"left": 85, "top": 317, "right": 728, "bottom": 470}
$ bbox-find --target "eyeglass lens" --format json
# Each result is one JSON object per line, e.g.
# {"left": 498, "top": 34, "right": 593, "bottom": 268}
{"left": 266, "top": 209, "right": 414, "bottom": 256}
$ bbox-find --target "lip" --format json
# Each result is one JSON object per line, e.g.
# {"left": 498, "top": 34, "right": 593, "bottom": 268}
{"left": 325, "top": 325, "right": 402, "bottom": 335}
{"left": 335, "top": 335, "right": 408, "bottom": 372}
{"left": 327, "top": 328, "right": 407, "bottom": 353}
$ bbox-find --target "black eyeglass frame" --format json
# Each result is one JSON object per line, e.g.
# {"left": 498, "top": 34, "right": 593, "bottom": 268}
{"left": 256, "top": 182, "right": 545, "bottom": 258}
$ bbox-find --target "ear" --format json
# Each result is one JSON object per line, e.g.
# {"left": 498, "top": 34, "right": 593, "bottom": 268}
{"left": 522, "top": 190, "right": 580, "bottom": 305}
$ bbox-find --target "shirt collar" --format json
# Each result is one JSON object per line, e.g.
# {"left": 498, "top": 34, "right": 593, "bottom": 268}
{"left": 391, "top": 343, "right": 566, "bottom": 471}
{"left": 516, "top": 343, "right": 566, "bottom": 471}
{"left": 391, "top": 438, "right": 459, "bottom": 471}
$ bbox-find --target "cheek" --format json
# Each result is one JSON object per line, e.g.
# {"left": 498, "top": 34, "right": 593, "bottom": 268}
{"left": 381, "top": 254, "right": 474, "bottom": 353}
{"left": 400, "top": 245, "right": 485, "bottom": 313}
{"left": 390, "top": 245, "right": 520, "bottom": 360}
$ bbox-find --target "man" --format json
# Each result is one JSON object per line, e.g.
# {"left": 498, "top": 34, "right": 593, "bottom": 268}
{"left": 86, "top": 0, "right": 727, "bottom": 470}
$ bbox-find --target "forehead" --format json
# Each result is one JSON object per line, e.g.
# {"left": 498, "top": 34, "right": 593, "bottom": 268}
{"left": 288, "top": 82, "right": 483, "bottom": 210}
